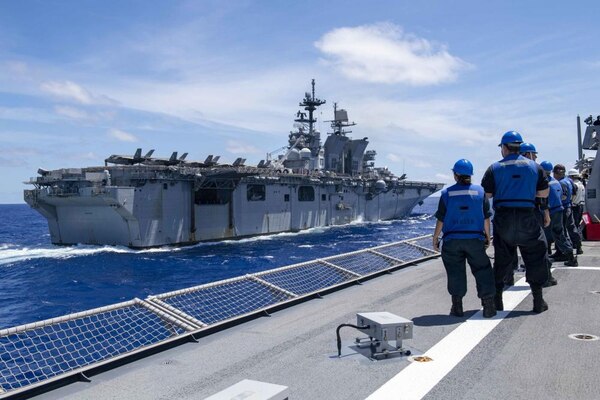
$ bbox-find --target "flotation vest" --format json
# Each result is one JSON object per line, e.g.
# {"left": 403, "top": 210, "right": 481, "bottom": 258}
{"left": 547, "top": 176, "right": 564, "bottom": 215}
{"left": 560, "top": 177, "right": 573, "bottom": 208}
{"left": 491, "top": 154, "right": 538, "bottom": 208}
{"left": 441, "top": 183, "right": 486, "bottom": 240}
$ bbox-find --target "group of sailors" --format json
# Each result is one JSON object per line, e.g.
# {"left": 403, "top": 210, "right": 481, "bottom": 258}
{"left": 433, "top": 130, "right": 585, "bottom": 318}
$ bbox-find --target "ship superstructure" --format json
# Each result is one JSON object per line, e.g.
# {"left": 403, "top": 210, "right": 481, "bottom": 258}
{"left": 24, "top": 81, "right": 443, "bottom": 248}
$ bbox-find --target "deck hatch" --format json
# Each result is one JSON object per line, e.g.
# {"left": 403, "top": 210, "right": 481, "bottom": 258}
{"left": 568, "top": 333, "right": 599, "bottom": 341}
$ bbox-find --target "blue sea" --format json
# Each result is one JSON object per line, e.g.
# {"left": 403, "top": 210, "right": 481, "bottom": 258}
{"left": 0, "top": 198, "right": 438, "bottom": 330}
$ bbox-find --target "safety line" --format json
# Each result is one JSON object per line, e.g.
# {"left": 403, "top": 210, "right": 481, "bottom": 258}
{"left": 366, "top": 275, "right": 532, "bottom": 400}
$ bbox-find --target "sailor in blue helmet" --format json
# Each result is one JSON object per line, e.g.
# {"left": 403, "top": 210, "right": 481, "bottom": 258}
{"left": 551, "top": 164, "right": 581, "bottom": 261}
{"left": 433, "top": 159, "right": 496, "bottom": 318}
{"left": 481, "top": 131, "right": 550, "bottom": 313}
{"left": 519, "top": 145, "right": 559, "bottom": 287}
{"left": 541, "top": 161, "right": 576, "bottom": 267}
{"left": 520, "top": 142, "right": 538, "bottom": 162}
{"left": 502, "top": 142, "right": 541, "bottom": 286}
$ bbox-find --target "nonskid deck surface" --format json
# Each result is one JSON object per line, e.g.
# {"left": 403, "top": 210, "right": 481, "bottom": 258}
{"left": 30, "top": 242, "right": 600, "bottom": 400}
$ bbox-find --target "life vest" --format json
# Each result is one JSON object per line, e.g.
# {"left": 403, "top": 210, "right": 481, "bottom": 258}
{"left": 560, "top": 177, "right": 573, "bottom": 208}
{"left": 572, "top": 180, "right": 585, "bottom": 205}
{"left": 491, "top": 154, "right": 538, "bottom": 208}
{"left": 441, "top": 183, "right": 486, "bottom": 240}
{"left": 547, "top": 176, "right": 564, "bottom": 215}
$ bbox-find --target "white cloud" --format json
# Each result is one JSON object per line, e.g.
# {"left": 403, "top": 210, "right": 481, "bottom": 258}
{"left": 54, "top": 105, "right": 92, "bottom": 120}
{"left": 104, "top": 67, "right": 309, "bottom": 134}
{"left": 41, "top": 81, "right": 94, "bottom": 104}
{"left": 315, "top": 23, "right": 470, "bottom": 85}
{"left": 226, "top": 140, "right": 260, "bottom": 155}
{"left": 0, "top": 106, "right": 57, "bottom": 123}
{"left": 5, "top": 61, "right": 28, "bottom": 75}
{"left": 386, "top": 153, "right": 401, "bottom": 162}
{"left": 344, "top": 97, "right": 494, "bottom": 146}
{"left": 386, "top": 153, "right": 431, "bottom": 168}
{"left": 40, "top": 80, "right": 117, "bottom": 105}
{"left": 435, "top": 173, "right": 453, "bottom": 181}
{"left": 108, "top": 128, "right": 138, "bottom": 142}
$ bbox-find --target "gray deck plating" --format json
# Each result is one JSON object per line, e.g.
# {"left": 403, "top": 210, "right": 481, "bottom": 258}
{"left": 34, "top": 243, "right": 600, "bottom": 400}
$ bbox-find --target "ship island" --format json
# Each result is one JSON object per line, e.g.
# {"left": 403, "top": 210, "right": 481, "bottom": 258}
{"left": 24, "top": 80, "right": 443, "bottom": 248}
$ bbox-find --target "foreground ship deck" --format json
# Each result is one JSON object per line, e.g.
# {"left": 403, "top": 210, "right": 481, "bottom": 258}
{"left": 21, "top": 242, "right": 600, "bottom": 400}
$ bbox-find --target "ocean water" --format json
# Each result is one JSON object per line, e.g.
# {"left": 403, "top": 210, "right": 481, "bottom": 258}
{"left": 0, "top": 197, "right": 438, "bottom": 329}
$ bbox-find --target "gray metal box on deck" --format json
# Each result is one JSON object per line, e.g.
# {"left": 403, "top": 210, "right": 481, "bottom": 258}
{"left": 357, "top": 311, "right": 413, "bottom": 342}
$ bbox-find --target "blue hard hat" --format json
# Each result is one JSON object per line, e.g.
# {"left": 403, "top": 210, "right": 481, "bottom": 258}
{"left": 540, "top": 161, "right": 553, "bottom": 172}
{"left": 498, "top": 130, "right": 523, "bottom": 146}
{"left": 452, "top": 159, "right": 474, "bottom": 176}
{"left": 520, "top": 142, "right": 537, "bottom": 154}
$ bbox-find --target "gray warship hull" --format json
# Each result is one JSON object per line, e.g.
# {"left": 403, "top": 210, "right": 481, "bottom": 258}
{"left": 25, "top": 167, "right": 440, "bottom": 248}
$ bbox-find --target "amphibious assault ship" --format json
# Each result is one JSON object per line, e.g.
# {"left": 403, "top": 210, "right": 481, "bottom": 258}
{"left": 24, "top": 81, "right": 443, "bottom": 248}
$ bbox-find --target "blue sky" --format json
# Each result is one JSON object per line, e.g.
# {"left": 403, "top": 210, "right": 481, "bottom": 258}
{"left": 1, "top": 0, "right": 599, "bottom": 203}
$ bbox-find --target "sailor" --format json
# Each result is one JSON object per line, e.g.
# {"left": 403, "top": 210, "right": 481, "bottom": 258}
{"left": 552, "top": 164, "right": 583, "bottom": 257}
{"left": 481, "top": 131, "right": 550, "bottom": 313}
{"left": 504, "top": 142, "right": 539, "bottom": 286}
{"left": 509, "top": 143, "right": 558, "bottom": 287}
{"left": 433, "top": 159, "right": 496, "bottom": 318}
{"left": 568, "top": 168, "right": 586, "bottom": 247}
{"left": 520, "top": 142, "right": 538, "bottom": 162}
{"left": 541, "top": 161, "right": 577, "bottom": 267}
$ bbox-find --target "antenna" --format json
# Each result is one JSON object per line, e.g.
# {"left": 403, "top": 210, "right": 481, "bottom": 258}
{"left": 298, "top": 79, "right": 326, "bottom": 135}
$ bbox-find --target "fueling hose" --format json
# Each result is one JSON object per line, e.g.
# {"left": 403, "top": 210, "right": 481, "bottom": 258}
{"left": 336, "top": 323, "right": 370, "bottom": 357}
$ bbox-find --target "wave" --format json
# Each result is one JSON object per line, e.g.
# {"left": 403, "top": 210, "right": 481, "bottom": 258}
{"left": 0, "top": 213, "right": 435, "bottom": 265}
{"left": 0, "top": 244, "right": 182, "bottom": 266}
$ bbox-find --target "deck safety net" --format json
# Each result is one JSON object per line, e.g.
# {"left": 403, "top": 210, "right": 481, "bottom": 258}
{"left": 0, "top": 234, "right": 438, "bottom": 397}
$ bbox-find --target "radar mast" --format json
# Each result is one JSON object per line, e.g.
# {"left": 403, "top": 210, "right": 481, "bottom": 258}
{"left": 289, "top": 79, "right": 326, "bottom": 155}
{"left": 329, "top": 102, "right": 356, "bottom": 136}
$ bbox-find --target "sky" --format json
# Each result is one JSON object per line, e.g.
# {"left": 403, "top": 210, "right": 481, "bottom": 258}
{"left": 1, "top": 0, "right": 599, "bottom": 203}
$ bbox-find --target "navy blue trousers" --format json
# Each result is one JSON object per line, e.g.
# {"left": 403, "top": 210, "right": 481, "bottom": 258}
{"left": 492, "top": 208, "right": 548, "bottom": 290}
{"left": 545, "top": 210, "right": 573, "bottom": 255}
{"left": 563, "top": 207, "right": 581, "bottom": 248}
{"left": 441, "top": 238, "right": 495, "bottom": 298}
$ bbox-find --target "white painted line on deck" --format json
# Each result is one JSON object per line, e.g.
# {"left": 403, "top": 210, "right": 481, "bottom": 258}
{"left": 553, "top": 266, "right": 600, "bottom": 271}
{"left": 366, "top": 276, "right": 532, "bottom": 400}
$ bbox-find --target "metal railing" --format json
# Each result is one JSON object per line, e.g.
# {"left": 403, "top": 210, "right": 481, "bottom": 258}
{"left": 0, "top": 234, "right": 438, "bottom": 399}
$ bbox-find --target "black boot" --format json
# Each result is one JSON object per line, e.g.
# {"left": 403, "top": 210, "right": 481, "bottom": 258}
{"left": 550, "top": 251, "right": 567, "bottom": 262}
{"left": 543, "top": 275, "right": 558, "bottom": 287}
{"left": 564, "top": 253, "right": 578, "bottom": 267}
{"left": 450, "top": 295, "right": 464, "bottom": 317}
{"left": 494, "top": 289, "right": 504, "bottom": 311}
{"left": 482, "top": 296, "right": 497, "bottom": 318}
{"left": 532, "top": 286, "right": 548, "bottom": 313}
{"left": 576, "top": 245, "right": 583, "bottom": 255}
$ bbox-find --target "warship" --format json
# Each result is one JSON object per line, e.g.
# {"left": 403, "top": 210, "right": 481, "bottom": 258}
{"left": 24, "top": 80, "right": 443, "bottom": 248}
